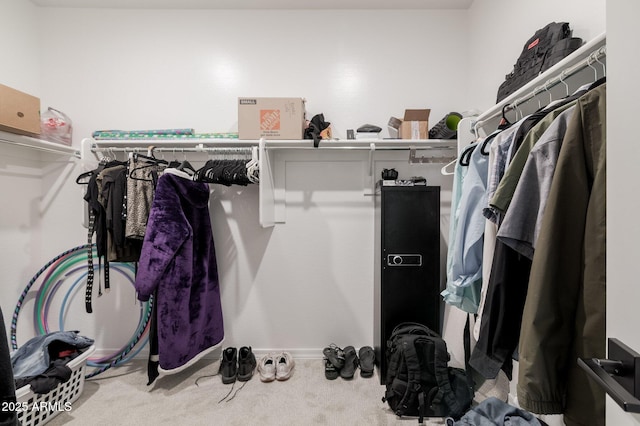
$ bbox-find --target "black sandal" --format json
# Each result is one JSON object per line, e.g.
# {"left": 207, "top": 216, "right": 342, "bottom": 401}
{"left": 358, "top": 346, "right": 375, "bottom": 378}
{"left": 340, "top": 346, "right": 359, "bottom": 380}
{"left": 322, "top": 344, "right": 345, "bottom": 380}
{"left": 324, "top": 358, "right": 339, "bottom": 380}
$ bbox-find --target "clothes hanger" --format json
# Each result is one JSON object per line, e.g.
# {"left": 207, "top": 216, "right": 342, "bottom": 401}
{"left": 594, "top": 50, "right": 606, "bottom": 77}
{"left": 458, "top": 143, "right": 476, "bottom": 167}
{"left": 128, "top": 149, "right": 168, "bottom": 181}
{"left": 559, "top": 71, "right": 569, "bottom": 97}
{"left": 480, "top": 138, "right": 491, "bottom": 156}
{"left": 246, "top": 147, "right": 260, "bottom": 184}
{"left": 77, "top": 149, "right": 128, "bottom": 184}
{"left": 544, "top": 81, "right": 553, "bottom": 105}
{"left": 514, "top": 100, "right": 524, "bottom": 121}
{"left": 177, "top": 149, "right": 196, "bottom": 175}
{"left": 498, "top": 105, "right": 512, "bottom": 129}
{"left": 176, "top": 160, "right": 196, "bottom": 176}
{"left": 587, "top": 54, "right": 599, "bottom": 81}
{"left": 76, "top": 169, "right": 95, "bottom": 185}
{"left": 440, "top": 158, "right": 456, "bottom": 176}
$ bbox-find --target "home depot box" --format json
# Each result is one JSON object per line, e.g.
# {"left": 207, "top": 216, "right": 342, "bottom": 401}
{"left": 399, "top": 109, "right": 430, "bottom": 139}
{"left": 0, "top": 84, "right": 41, "bottom": 136}
{"left": 238, "top": 97, "right": 305, "bottom": 140}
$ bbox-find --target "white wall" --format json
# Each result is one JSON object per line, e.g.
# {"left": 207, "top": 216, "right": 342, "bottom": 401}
{"left": 467, "top": 0, "right": 606, "bottom": 111}
{"left": 606, "top": 0, "right": 640, "bottom": 424}
{"left": 1, "top": 6, "right": 467, "bottom": 357}
{"left": 0, "top": 0, "right": 40, "bottom": 94}
{"left": 1, "top": 0, "right": 611, "bottom": 382}
{"left": 0, "top": 0, "right": 46, "bottom": 344}
{"left": 38, "top": 8, "right": 469, "bottom": 142}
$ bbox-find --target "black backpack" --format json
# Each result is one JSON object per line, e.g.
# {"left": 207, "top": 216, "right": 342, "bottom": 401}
{"left": 382, "top": 322, "right": 474, "bottom": 423}
{"left": 496, "top": 22, "right": 583, "bottom": 103}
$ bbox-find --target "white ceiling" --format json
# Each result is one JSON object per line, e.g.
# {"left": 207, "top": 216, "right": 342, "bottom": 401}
{"left": 29, "top": 0, "right": 473, "bottom": 10}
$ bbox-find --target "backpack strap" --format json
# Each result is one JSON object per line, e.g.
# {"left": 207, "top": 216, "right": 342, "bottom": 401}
{"left": 432, "top": 316, "right": 475, "bottom": 419}
{"left": 432, "top": 335, "right": 467, "bottom": 418}
{"left": 384, "top": 340, "right": 403, "bottom": 387}
{"left": 395, "top": 336, "right": 424, "bottom": 417}
{"left": 418, "top": 390, "right": 426, "bottom": 424}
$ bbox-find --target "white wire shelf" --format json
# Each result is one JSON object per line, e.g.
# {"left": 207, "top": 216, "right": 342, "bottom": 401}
{"left": 0, "top": 130, "right": 80, "bottom": 157}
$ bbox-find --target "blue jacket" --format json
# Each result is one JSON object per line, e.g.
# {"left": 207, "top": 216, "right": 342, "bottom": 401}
{"left": 10, "top": 331, "right": 94, "bottom": 379}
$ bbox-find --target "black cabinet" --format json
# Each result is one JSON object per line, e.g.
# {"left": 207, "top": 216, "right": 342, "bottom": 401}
{"left": 374, "top": 184, "right": 441, "bottom": 384}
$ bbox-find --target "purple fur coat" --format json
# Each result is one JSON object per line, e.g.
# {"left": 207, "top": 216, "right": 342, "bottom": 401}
{"left": 135, "top": 173, "right": 224, "bottom": 370}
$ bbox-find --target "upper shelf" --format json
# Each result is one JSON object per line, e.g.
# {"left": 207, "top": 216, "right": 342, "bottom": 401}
{"left": 83, "top": 137, "right": 457, "bottom": 162}
{"left": 0, "top": 130, "right": 80, "bottom": 157}
{"left": 86, "top": 137, "right": 457, "bottom": 151}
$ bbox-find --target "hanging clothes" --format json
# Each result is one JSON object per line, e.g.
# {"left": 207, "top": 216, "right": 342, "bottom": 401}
{"left": 442, "top": 134, "right": 495, "bottom": 314}
{"left": 497, "top": 105, "right": 576, "bottom": 259}
{"left": 125, "top": 154, "right": 159, "bottom": 240}
{"left": 517, "top": 84, "right": 606, "bottom": 426}
{"left": 470, "top": 94, "right": 585, "bottom": 381}
{"left": 82, "top": 159, "right": 128, "bottom": 308}
{"left": 134, "top": 172, "right": 224, "bottom": 375}
{"left": 489, "top": 96, "right": 583, "bottom": 215}
{"left": 97, "top": 164, "right": 140, "bottom": 262}
{"left": 474, "top": 121, "right": 522, "bottom": 342}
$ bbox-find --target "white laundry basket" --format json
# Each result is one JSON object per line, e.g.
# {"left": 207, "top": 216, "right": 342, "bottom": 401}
{"left": 14, "top": 345, "right": 95, "bottom": 426}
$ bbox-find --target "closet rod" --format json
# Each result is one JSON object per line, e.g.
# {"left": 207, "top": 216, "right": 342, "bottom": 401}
{"left": 93, "top": 146, "right": 252, "bottom": 153}
{"left": 474, "top": 32, "right": 606, "bottom": 127}
{"left": 509, "top": 46, "right": 606, "bottom": 110}
{"left": 263, "top": 145, "right": 457, "bottom": 151}
{"left": 90, "top": 144, "right": 457, "bottom": 153}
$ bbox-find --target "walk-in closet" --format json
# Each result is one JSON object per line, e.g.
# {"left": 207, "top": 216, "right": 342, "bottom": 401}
{"left": 1, "top": 0, "right": 638, "bottom": 425}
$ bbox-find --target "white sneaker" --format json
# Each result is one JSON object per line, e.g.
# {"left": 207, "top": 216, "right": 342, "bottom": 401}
{"left": 257, "top": 353, "right": 277, "bottom": 382}
{"left": 275, "top": 352, "right": 295, "bottom": 381}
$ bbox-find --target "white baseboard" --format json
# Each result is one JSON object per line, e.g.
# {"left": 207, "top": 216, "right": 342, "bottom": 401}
{"left": 92, "top": 347, "right": 326, "bottom": 361}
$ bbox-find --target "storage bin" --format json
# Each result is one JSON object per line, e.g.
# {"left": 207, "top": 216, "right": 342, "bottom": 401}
{"left": 15, "top": 345, "right": 95, "bottom": 426}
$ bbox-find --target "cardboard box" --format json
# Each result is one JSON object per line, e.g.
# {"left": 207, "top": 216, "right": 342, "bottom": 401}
{"left": 238, "top": 97, "right": 306, "bottom": 140}
{"left": 0, "top": 84, "right": 40, "bottom": 136}
{"left": 399, "top": 109, "right": 430, "bottom": 139}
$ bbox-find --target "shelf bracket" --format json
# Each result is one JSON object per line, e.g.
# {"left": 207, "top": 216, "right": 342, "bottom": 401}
{"left": 364, "top": 142, "right": 376, "bottom": 195}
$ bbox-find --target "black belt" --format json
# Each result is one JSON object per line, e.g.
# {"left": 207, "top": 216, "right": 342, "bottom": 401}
{"left": 85, "top": 210, "right": 110, "bottom": 313}
{"left": 85, "top": 210, "right": 95, "bottom": 313}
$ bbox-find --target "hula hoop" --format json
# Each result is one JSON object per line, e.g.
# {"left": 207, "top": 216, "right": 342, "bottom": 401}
{"left": 12, "top": 244, "right": 152, "bottom": 378}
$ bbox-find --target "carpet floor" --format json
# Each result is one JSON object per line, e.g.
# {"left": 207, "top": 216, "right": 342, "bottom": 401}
{"left": 44, "top": 357, "right": 449, "bottom": 426}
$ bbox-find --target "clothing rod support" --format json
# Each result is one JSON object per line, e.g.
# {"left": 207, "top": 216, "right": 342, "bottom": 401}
{"left": 409, "top": 147, "right": 457, "bottom": 164}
